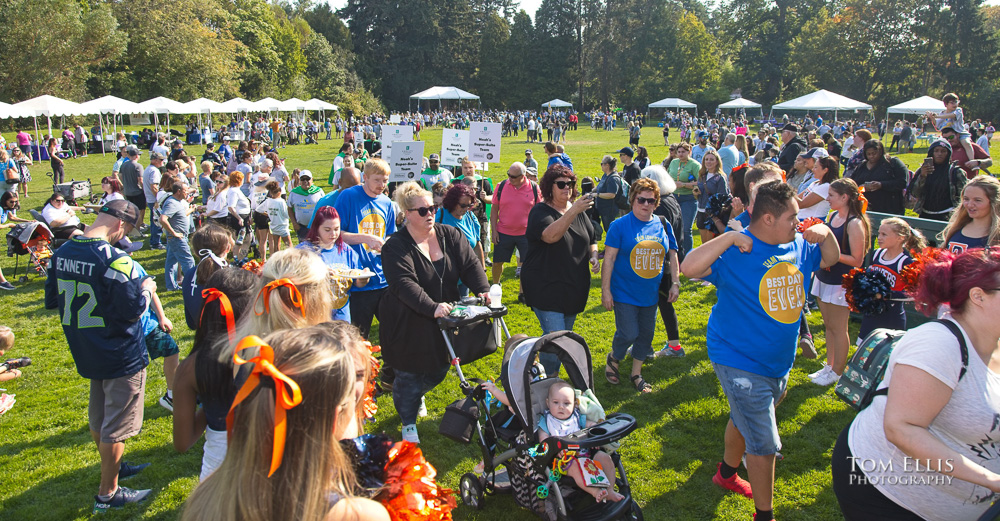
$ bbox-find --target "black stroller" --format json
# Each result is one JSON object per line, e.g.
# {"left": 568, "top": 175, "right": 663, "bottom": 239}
{"left": 443, "top": 324, "right": 643, "bottom": 520}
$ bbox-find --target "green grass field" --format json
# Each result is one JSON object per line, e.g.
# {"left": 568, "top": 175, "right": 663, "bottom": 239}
{"left": 0, "top": 125, "right": 988, "bottom": 520}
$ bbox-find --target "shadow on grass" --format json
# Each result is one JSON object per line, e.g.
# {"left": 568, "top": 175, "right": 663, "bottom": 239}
{"left": 1, "top": 443, "right": 192, "bottom": 521}
{"left": 1, "top": 424, "right": 92, "bottom": 458}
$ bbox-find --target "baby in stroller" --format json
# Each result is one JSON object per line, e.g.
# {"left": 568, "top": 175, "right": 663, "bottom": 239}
{"left": 535, "top": 380, "right": 623, "bottom": 503}
{"left": 484, "top": 377, "right": 624, "bottom": 504}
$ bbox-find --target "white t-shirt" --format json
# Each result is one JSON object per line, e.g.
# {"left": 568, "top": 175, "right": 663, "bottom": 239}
{"left": 206, "top": 188, "right": 229, "bottom": 218}
{"left": 796, "top": 180, "right": 831, "bottom": 220}
{"left": 226, "top": 187, "right": 251, "bottom": 215}
{"left": 42, "top": 203, "right": 80, "bottom": 228}
{"left": 99, "top": 191, "right": 125, "bottom": 206}
{"left": 250, "top": 188, "right": 269, "bottom": 214}
{"left": 142, "top": 166, "right": 162, "bottom": 203}
{"left": 152, "top": 144, "right": 169, "bottom": 158}
{"left": 849, "top": 319, "right": 1000, "bottom": 520}
{"left": 265, "top": 198, "right": 290, "bottom": 236}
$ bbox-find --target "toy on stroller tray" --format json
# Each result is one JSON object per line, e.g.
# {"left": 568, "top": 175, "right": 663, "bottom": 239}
{"left": 436, "top": 302, "right": 643, "bottom": 521}
{"left": 6, "top": 221, "right": 55, "bottom": 282}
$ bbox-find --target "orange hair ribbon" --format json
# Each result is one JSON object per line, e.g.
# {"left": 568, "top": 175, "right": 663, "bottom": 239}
{"left": 226, "top": 335, "right": 302, "bottom": 477}
{"left": 255, "top": 278, "right": 306, "bottom": 317}
{"left": 858, "top": 186, "right": 869, "bottom": 214}
{"left": 200, "top": 288, "right": 235, "bottom": 343}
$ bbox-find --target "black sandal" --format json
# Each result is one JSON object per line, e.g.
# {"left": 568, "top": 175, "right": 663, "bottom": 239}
{"left": 605, "top": 354, "right": 620, "bottom": 385}
{"left": 630, "top": 374, "right": 652, "bottom": 394}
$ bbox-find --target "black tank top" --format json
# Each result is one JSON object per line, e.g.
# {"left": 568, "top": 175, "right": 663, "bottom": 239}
{"left": 816, "top": 213, "right": 858, "bottom": 285}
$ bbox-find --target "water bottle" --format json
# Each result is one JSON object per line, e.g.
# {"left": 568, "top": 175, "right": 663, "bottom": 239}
{"left": 488, "top": 284, "right": 503, "bottom": 309}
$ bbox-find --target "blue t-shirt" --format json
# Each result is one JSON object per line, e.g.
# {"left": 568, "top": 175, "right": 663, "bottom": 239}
{"left": 309, "top": 189, "right": 341, "bottom": 228}
{"left": 435, "top": 208, "right": 480, "bottom": 248}
{"left": 725, "top": 210, "right": 751, "bottom": 232}
{"left": 547, "top": 153, "right": 574, "bottom": 171}
{"left": 691, "top": 144, "right": 716, "bottom": 164}
{"left": 605, "top": 213, "right": 676, "bottom": 307}
{"left": 298, "top": 241, "right": 360, "bottom": 322}
{"left": 135, "top": 264, "right": 159, "bottom": 336}
{"left": 703, "top": 230, "right": 822, "bottom": 378}
{"left": 718, "top": 145, "right": 740, "bottom": 175}
{"left": 332, "top": 185, "right": 396, "bottom": 291}
{"left": 44, "top": 237, "right": 151, "bottom": 380}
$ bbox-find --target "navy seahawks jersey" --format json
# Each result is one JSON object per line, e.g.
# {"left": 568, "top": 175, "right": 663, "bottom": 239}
{"left": 44, "top": 237, "right": 151, "bottom": 380}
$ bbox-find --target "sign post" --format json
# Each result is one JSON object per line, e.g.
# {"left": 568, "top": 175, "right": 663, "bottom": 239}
{"left": 388, "top": 141, "right": 424, "bottom": 183}
{"left": 469, "top": 122, "right": 502, "bottom": 163}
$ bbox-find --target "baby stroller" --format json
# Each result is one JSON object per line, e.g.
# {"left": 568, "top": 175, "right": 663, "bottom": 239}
{"left": 6, "top": 221, "right": 55, "bottom": 282}
{"left": 50, "top": 177, "right": 98, "bottom": 206}
{"left": 446, "top": 326, "right": 643, "bottom": 520}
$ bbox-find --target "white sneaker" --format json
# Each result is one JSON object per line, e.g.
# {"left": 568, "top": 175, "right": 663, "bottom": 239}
{"left": 813, "top": 367, "right": 840, "bottom": 386}
{"left": 402, "top": 424, "right": 420, "bottom": 443}
{"left": 808, "top": 364, "right": 832, "bottom": 381}
{"left": 417, "top": 396, "right": 428, "bottom": 418}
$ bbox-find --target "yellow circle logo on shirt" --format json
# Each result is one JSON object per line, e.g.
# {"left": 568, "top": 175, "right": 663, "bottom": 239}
{"left": 358, "top": 213, "right": 386, "bottom": 251}
{"left": 630, "top": 240, "right": 666, "bottom": 279}
{"left": 758, "top": 262, "right": 805, "bottom": 324}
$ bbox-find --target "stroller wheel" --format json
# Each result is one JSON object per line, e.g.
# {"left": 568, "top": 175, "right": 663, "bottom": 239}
{"left": 621, "top": 499, "right": 643, "bottom": 521}
{"left": 460, "top": 472, "right": 485, "bottom": 510}
{"left": 18, "top": 276, "right": 28, "bottom": 284}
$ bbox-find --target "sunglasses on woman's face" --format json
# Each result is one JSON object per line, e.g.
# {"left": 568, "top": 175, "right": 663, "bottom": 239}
{"left": 555, "top": 180, "right": 575, "bottom": 189}
{"left": 408, "top": 205, "right": 438, "bottom": 217}
{"left": 459, "top": 202, "right": 474, "bottom": 209}
{"left": 636, "top": 196, "right": 658, "bottom": 206}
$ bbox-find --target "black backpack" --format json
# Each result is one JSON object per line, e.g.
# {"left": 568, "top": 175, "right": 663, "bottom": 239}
{"left": 835, "top": 319, "right": 968, "bottom": 411}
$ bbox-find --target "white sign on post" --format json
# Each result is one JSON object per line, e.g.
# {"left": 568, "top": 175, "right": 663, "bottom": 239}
{"left": 440, "top": 130, "right": 470, "bottom": 167}
{"left": 381, "top": 125, "right": 414, "bottom": 155}
{"left": 469, "top": 122, "right": 502, "bottom": 163}
{"left": 388, "top": 141, "right": 425, "bottom": 182}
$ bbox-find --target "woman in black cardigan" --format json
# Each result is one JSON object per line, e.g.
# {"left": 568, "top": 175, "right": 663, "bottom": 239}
{"left": 845, "top": 139, "right": 908, "bottom": 215}
{"left": 379, "top": 181, "right": 490, "bottom": 445}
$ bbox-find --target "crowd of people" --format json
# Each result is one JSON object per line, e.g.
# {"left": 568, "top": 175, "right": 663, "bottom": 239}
{"left": 3, "top": 93, "right": 1000, "bottom": 520}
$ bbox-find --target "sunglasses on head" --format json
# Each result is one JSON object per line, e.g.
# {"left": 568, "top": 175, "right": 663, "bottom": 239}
{"left": 636, "top": 196, "right": 658, "bottom": 205}
{"left": 555, "top": 180, "right": 575, "bottom": 189}
{"left": 408, "top": 205, "right": 438, "bottom": 217}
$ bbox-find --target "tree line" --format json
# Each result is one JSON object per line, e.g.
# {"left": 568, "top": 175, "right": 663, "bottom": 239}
{"left": 1, "top": 0, "right": 998, "bottom": 120}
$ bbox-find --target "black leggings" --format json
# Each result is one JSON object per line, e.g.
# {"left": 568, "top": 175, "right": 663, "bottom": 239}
{"left": 831, "top": 425, "right": 923, "bottom": 521}
{"left": 657, "top": 268, "right": 680, "bottom": 342}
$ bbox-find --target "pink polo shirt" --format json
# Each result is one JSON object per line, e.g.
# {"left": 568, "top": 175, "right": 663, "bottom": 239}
{"left": 495, "top": 179, "right": 539, "bottom": 236}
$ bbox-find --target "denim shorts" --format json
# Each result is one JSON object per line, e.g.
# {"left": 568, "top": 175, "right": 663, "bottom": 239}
{"left": 711, "top": 362, "right": 788, "bottom": 456}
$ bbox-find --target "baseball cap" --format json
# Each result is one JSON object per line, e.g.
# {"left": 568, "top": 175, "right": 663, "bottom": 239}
{"left": 100, "top": 199, "right": 140, "bottom": 227}
{"left": 125, "top": 145, "right": 141, "bottom": 157}
{"left": 800, "top": 147, "right": 830, "bottom": 160}
{"left": 781, "top": 123, "right": 800, "bottom": 133}
{"left": 254, "top": 173, "right": 272, "bottom": 187}
{"left": 618, "top": 147, "right": 634, "bottom": 157}
{"left": 222, "top": 135, "right": 231, "bottom": 141}
{"left": 429, "top": 153, "right": 440, "bottom": 161}
{"left": 525, "top": 149, "right": 533, "bottom": 155}
{"left": 299, "top": 170, "right": 313, "bottom": 179}
{"left": 150, "top": 151, "right": 166, "bottom": 161}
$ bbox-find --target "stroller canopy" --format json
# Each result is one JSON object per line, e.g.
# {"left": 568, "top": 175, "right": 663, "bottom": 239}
{"left": 6, "top": 221, "right": 53, "bottom": 256}
{"left": 501, "top": 331, "right": 594, "bottom": 434}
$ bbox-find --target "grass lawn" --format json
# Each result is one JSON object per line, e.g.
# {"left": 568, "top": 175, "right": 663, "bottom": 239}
{"left": 0, "top": 124, "right": 989, "bottom": 520}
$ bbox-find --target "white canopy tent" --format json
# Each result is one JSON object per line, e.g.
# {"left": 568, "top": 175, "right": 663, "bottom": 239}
{"left": 180, "top": 98, "right": 228, "bottom": 142}
{"left": 0, "top": 101, "right": 30, "bottom": 120}
{"left": 137, "top": 96, "right": 187, "bottom": 130}
{"left": 219, "top": 97, "right": 255, "bottom": 114}
{"left": 409, "top": 86, "right": 480, "bottom": 111}
{"left": 11, "top": 95, "right": 86, "bottom": 158}
{"left": 770, "top": 89, "right": 872, "bottom": 120}
{"left": 648, "top": 97, "right": 698, "bottom": 119}
{"left": 78, "top": 96, "right": 145, "bottom": 155}
{"left": 306, "top": 98, "right": 337, "bottom": 121}
{"left": 253, "top": 97, "right": 282, "bottom": 114}
{"left": 542, "top": 99, "right": 573, "bottom": 109}
{"left": 718, "top": 97, "right": 764, "bottom": 118}
{"left": 886, "top": 95, "right": 944, "bottom": 123}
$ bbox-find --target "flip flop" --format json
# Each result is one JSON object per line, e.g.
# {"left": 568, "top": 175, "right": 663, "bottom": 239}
{"left": 630, "top": 374, "right": 652, "bottom": 394}
{"left": 605, "top": 353, "right": 620, "bottom": 385}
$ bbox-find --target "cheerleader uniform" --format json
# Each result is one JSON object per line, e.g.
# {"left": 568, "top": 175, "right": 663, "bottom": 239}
{"left": 856, "top": 248, "right": 913, "bottom": 342}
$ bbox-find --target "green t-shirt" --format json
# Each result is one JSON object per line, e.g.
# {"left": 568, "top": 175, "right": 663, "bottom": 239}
{"left": 668, "top": 159, "right": 701, "bottom": 196}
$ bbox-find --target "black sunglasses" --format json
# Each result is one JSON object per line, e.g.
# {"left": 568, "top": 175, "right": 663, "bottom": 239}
{"left": 555, "top": 180, "right": 575, "bottom": 189}
{"left": 408, "top": 205, "right": 438, "bottom": 217}
{"left": 54, "top": 198, "right": 65, "bottom": 203}
{"left": 459, "top": 202, "right": 474, "bottom": 209}
{"left": 636, "top": 196, "right": 658, "bottom": 205}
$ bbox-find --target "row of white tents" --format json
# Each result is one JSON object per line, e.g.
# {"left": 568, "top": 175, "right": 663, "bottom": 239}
{"left": 0, "top": 94, "right": 338, "bottom": 156}
{"left": 648, "top": 90, "right": 947, "bottom": 122}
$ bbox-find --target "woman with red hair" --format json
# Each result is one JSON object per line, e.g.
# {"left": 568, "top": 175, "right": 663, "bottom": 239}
{"left": 833, "top": 246, "right": 1000, "bottom": 520}
{"left": 298, "top": 206, "right": 369, "bottom": 322}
